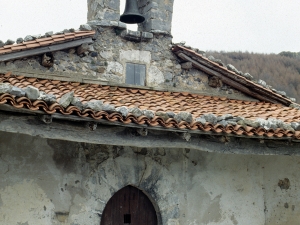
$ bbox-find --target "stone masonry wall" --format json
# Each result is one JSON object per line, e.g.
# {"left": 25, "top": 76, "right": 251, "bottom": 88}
{"left": 0, "top": 26, "right": 250, "bottom": 99}
{"left": 0, "top": 131, "right": 300, "bottom": 225}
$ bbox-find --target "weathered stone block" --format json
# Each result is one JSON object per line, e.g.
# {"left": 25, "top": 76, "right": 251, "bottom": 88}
{"left": 38, "top": 91, "right": 57, "bottom": 104}
{"left": 77, "top": 43, "right": 90, "bottom": 55}
{"left": 155, "top": 112, "right": 169, "bottom": 121}
{"left": 9, "top": 86, "right": 25, "bottom": 97}
{"left": 174, "top": 112, "right": 193, "bottom": 123}
{"left": 32, "top": 34, "right": 41, "bottom": 40}
{"left": 25, "top": 85, "right": 40, "bottom": 101}
{"left": 129, "top": 107, "right": 143, "bottom": 117}
{"left": 142, "top": 2, "right": 159, "bottom": 13}
{"left": 227, "top": 64, "right": 239, "bottom": 74}
{"left": 104, "top": 11, "right": 119, "bottom": 21}
{"left": 166, "top": 111, "right": 175, "bottom": 118}
{"left": 164, "top": 72, "right": 173, "bottom": 81}
{"left": 275, "top": 90, "right": 287, "bottom": 97}
{"left": 217, "top": 114, "right": 233, "bottom": 122}
{"left": 110, "top": 21, "right": 119, "bottom": 27}
{"left": 258, "top": 79, "right": 267, "bottom": 88}
{"left": 143, "top": 110, "right": 155, "bottom": 119}
{"left": 142, "top": 19, "right": 172, "bottom": 33}
{"left": 102, "top": 103, "right": 115, "bottom": 112}
{"left": 181, "top": 62, "right": 193, "bottom": 70}
{"left": 121, "top": 30, "right": 141, "bottom": 41}
{"left": 5, "top": 39, "right": 15, "bottom": 45}
{"left": 116, "top": 106, "right": 129, "bottom": 117}
{"left": 243, "top": 72, "right": 253, "bottom": 80}
{"left": 148, "top": 65, "right": 164, "bottom": 86}
{"left": 107, "top": 0, "right": 120, "bottom": 11}
{"left": 71, "top": 97, "right": 84, "bottom": 110}
{"left": 85, "top": 100, "right": 104, "bottom": 111}
{"left": 88, "top": 20, "right": 111, "bottom": 27}
{"left": 0, "top": 83, "right": 12, "bottom": 94}
{"left": 202, "top": 114, "right": 217, "bottom": 124}
{"left": 80, "top": 24, "right": 92, "bottom": 31}
{"left": 16, "top": 38, "right": 23, "bottom": 44}
{"left": 106, "top": 62, "right": 123, "bottom": 75}
{"left": 120, "top": 50, "right": 151, "bottom": 64}
{"left": 141, "top": 32, "right": 153, "bottom": 40}
{"left": 100, "top": 50, "right": 113, "bottom": 59}
{"left": 59, "top": 91, "right": 74, "bottom": 108}
{"left": 118, "top": 22, "right": 127, "bottom": 29}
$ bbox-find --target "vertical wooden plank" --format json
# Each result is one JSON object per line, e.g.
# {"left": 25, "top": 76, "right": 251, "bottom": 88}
{"left": 139, "top": 64, "right": 146, "bottom": 86}
{"left": 134, "top": 64, "right": 140, "bottom": 85}
{"left": 134, "top": 64, "right": 146, "bottom": 86}
{"left": 126, "top": 63, "right": 135, "bottom": 85}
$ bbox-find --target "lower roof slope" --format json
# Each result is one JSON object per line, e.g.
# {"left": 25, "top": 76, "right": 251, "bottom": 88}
{"left": 1, "top": 72, "right": 300, "bottom": 140}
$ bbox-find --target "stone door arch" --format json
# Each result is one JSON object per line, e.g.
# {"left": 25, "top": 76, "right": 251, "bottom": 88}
{"left": 100, "top": 185, "right": 157, "bottom": 225}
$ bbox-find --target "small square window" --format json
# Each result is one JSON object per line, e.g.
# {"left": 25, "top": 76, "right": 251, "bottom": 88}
{"left": 125, "top": 63, "right": 146, "bottom": 86}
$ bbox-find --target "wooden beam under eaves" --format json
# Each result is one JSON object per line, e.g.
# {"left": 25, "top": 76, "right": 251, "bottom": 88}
{"left": 0, "top": 37, "right": 93, "bottom": 62}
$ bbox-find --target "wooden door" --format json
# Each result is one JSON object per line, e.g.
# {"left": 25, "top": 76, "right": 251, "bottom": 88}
{"left": 101, "top": 186, "right": 157, "bottom": 225}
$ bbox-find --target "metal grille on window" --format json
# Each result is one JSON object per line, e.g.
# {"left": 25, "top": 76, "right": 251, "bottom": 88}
{"left": 126, "top": 63, "right": 146, "bottom": 85}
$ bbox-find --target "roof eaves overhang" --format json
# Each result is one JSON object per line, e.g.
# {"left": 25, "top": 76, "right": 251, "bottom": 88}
{"left": 1, "top": 105, "right": 300, "bottom": 156}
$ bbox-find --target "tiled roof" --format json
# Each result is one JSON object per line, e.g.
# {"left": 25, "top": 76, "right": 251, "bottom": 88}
{"left": 1, "top": 72, "right": 300, "bottom": 140}
{"left": 172, "top": 45, "right": 294, "bottom": 106}
{"left": 0, "top": 31, "right": 95, "bottom": 55}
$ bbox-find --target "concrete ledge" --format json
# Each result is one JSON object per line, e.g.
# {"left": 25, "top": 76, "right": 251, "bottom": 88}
{"left": 0, "top": 110, "right": 299, "bottom": 155}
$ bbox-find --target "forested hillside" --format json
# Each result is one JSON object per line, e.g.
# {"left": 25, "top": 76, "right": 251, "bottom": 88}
{"left": 207, "top": 51, "right": 300, "bottom": 103}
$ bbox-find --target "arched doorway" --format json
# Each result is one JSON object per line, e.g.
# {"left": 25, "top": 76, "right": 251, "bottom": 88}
{"left": 101, "top": 185, "right": 158, "bottom": 225}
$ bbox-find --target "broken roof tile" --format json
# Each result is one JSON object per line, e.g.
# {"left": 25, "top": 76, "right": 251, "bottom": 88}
{"left": 0, "top": 30, "right": 95, "bottom": 56}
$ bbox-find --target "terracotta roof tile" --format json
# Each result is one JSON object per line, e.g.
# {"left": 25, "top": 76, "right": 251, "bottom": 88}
{"left": 0, "top": 30, "right": 95, "bottom": 56}
{"left": 26, "top": 43, "right": 40, "bottom": 48}
{"left": 23, "top": 40, "right": 38, "bottom": 45}
{"left": 11, "top": 46, "right": 26, "bottom": 51}
{"left": 36, "top": 37, "right": 53, "bottom": 42}
{"left": 52, "top": 38, "right": 65, "bottom": 42}
{"left": 0, "top": 49, "right": 13, "bottom": 54}
{"left": 64, "top": 35, "right": 76, "bottom": 40}
{"left": 1, "top": 73, "right": 300, "bottom": 140}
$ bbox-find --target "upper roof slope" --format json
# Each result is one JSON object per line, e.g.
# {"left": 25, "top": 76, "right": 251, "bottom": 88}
{"left": 172, "top": 45, "right": 295, "bottom": 106}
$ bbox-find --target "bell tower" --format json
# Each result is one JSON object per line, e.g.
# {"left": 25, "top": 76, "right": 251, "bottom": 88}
{"left": 87, "top": 0, "right": 174, "bottom": 34}
{"left": 137, "top": 0, "right": 173, "bottom": 34}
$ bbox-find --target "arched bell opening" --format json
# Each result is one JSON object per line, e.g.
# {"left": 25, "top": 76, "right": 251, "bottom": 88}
{"left": 100, "top": 185, "right": 160, "bottom": 225}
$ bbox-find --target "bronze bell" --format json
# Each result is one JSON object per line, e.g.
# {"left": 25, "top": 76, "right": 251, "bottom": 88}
{"left": 120, "top": 0, "right": 145, "bottom": 24}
